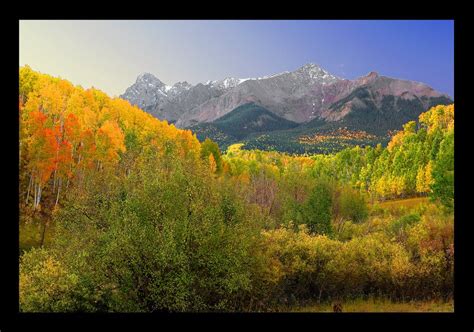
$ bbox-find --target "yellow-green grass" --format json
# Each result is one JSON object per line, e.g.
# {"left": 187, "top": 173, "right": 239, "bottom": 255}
{"left": 377, "top": 197, "right": 429, "bottom": 209}
{"left": 287, "top": 298, "right": 453, "bottom": 312}
{"left": 371, "top": 197, "right": 432, "bottom": 217}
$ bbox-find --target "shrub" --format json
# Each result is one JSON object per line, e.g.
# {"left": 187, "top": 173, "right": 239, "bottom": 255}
{"left": 388, "top": 213, "right": 421, "bottom": 242}
{"left": 21, "top": 152, "right": 267, "bottom": 312}
{"left": 260, "top": 225, "right": 342, "bottom": 304}
{"left": 338, "top": 188, "right": 369, "bottom": 224}
{"left": 19, "top": 248, "right": 95, "bottom": 312}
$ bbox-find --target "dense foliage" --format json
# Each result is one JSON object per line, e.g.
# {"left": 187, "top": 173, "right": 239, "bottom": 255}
{"left": 309, "top": 104, "right": 454, "bottom": 207}
{"left": 19, "top": 67, "right": 454, "bottom": 312}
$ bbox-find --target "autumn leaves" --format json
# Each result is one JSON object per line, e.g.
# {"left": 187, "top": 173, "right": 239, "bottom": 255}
{"left": 19, "top": 66, "right": 200, "bottom": 212}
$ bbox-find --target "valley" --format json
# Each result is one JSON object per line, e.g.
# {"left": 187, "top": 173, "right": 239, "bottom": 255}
{"left": 19, "top": 67, "right": 454, "bottom": 312}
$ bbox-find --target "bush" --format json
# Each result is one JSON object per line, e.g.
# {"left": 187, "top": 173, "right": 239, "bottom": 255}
{"left": 334, "top": 220, "right": 364, "bottom": 241}
{"left": 388, "top": 213, "right": 421, "bottom": 241}
{"left": 20, "top": 248, "right": 97, "bottom": 312}
{"left": 405, "top": 212, "right": 454, "bottom": 299}
{"left": 338, "top": 188, "right": 369, "bottom": 224}
{"left": 20, "top": 151, "right": 267, "bottom": 312}
{"left": 258, "top": 215, "right": 452, "bottom": 305}
{"left": 260, "top": 225, "right": 342, "bottom": 304}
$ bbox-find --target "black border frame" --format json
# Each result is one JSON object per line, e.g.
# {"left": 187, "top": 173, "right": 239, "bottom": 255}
{"left": 3, "top": 11, "right": 471, "bottom": 331}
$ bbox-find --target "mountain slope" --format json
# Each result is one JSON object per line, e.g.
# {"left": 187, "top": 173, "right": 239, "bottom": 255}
{"left": 175, "top": 63, "right": 341, "bottom": 127}
{"left": 313, "top": 72, "right": 453, "bottom": 136}
{"left": 144, "top": 83, "right": 225, "bottom": 124}
{"left": 120, "top": 63, "right": 452, "bottom": 153}
{"left": 121, "top": 73, "right": 195, "bottom": 123}
{"left": 191, "top": 103, "right": 298, "bottom": 148}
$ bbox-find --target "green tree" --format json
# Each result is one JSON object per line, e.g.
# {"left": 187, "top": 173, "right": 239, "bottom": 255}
{"left": 200, "top": 138, "right": 223, "bottom": 174}
{"left": 431, "top": 130, "right": 454, "bottom": 210}
{"left": 303, "top": 181, "right": 333, "bottom": 235}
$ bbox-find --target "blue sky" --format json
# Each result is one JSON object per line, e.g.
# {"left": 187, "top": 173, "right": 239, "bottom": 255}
{"left": 20, "top": 20, "right": 454, "bottom": 98}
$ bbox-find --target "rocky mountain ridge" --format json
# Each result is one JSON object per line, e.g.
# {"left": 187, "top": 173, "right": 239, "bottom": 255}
{"left": 121, "top": 63, "right": 450, "bottom": 130}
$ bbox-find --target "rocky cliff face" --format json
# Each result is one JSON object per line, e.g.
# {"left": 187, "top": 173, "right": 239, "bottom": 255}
{"left": 121, "top": 73, "right": 194, "bottom": 123}
{"left": 121, "top": 63, "right": 451, "bottom": 128}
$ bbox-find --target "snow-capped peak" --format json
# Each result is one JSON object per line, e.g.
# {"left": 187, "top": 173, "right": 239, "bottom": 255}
{"left": 165, "top": 81, "right": 193, "bottom": 97}
{"left": 205, "top": 77, "right": 248, "bottom": 90}
{"left": 205, "top": 71, "right": 290, "bottom": 90}
{"left": 296, "top": 63, "right": 339, "bottom": 84}
{"left": 136, "top": 72, "right": 164, "bottom": 85}
{"left": 203, "top": 64, "right": 339, "bottom": 90}
{"left": 255, "top": 71, "right": 290, "bottom": 80}
{"left": 123, "top": 63, "right": 342, "bottom": 111}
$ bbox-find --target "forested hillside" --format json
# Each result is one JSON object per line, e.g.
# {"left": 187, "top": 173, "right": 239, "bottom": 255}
{"left": 19, "top": 67, "right": 454, "bottom": 312}
{"left": 309, "top": 104, "right": 454, "bottom": 205}
{"left": 191, "top": 103, "right": 299, "bottom": 149}
{"left": 190, "top": 100, "right": 453, "bottom": 155}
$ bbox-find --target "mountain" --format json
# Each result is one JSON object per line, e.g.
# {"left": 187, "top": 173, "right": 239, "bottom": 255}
{"left": 121, "top": 63, "right": 452, "bottom": 153}
{"left": 143, "top": 83, "right": 225, "bottom": 124}
{"left": 121, "top": 73, "right": 193, "bottom": 122}
{"left": 306, "top": 72, "right": 453, "bottom": 136}
{"left": 191, "top": 103, "right": 298, "bottom": 147}
{"left": 121, "top": 73, "right": 168, "bottom": 110}
{"left": 175, "top": 63, "right": 341, "bottom": 127}
{"left": 205, "top": 77, "right": 252, "bottom": 91}
{"left": 121, "top": 63, "right": 342, "bottom": 125}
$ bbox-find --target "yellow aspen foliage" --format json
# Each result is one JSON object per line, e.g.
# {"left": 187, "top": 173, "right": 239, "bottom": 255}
{"left": 209, "top": 154, "right": 217, "bottom": 173}
{"left": 96, "top": 120, "right": 126, "bottom": 164}
{"left": 375, "top": 176, "right": 390, "bottom": 198}
{"left": 425, "top": 161, "right": 434, "bottom": 190}
{"left": 416, "top": 167, "right": 427, "bottom": 193}
{"left": 419, "top": 104, "right": 454, "bottom": 133}
{"left": 19, "top": 67, "right": 202, "bottom": 209}
{"left": 416, "top": 161, "right": 434, "bottom": 194}
{"left": 387, "top": 131, "right": 403, "bottom": 152}
{"left": 387, "top": 121, "right": 416, "bottom": 152}
{"left": 393, "top": 176, "right": 406, "bottom": 196}
{"left": 20, "top": 65, "right": 40, "bottom": 101}
{"left": 222, "top": 161, "right": 230, "bottom": 175}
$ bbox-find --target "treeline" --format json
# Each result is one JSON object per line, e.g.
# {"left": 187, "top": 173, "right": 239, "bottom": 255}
{"left": 20, "top": 65, "right": 200, "bottom": 244}
{"left": 19, "top": 68, "right": 454, "bottom": 312}
{"left": 309, "top": 104, "right": 454, "bottom": 208}
{"left": 223, "top": 103, "right": 453, "bottom": 213}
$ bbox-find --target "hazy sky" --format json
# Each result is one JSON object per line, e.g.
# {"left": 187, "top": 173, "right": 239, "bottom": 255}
{"left": 19, "top": 20, "right": 454, "bottom": 98}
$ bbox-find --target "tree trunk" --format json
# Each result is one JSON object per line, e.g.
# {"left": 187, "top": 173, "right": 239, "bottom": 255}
{"left": 53, "top": 168, "right": 57, "bottom": 193}
{"left": 40, "top": 220, "right": 47, "bottom": 247}
{"left": 53, "top": 135, "right": 60, "bottom": 191}
{"left": 26, "top": 173, "right": 33, "bottom": 204}
{"left": 55, "top": 178, "right": 61, "bottom": 207}
{"left": 36, "top": 186, "right": 42, "bottom": 208}
{"left": 33, "top": 182, "right": 37, "bottom": 209}
{"left": 318, "top": 287, "right": 324, "bottom": 304}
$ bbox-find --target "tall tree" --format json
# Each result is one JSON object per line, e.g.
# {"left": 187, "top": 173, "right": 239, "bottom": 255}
{"left": 303, "top": 181, "right": 333, "bottom": 235}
